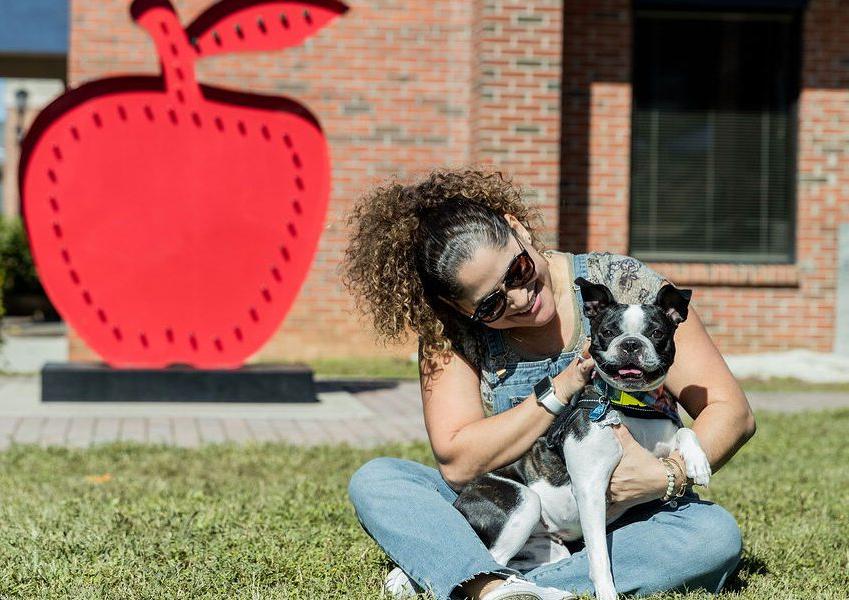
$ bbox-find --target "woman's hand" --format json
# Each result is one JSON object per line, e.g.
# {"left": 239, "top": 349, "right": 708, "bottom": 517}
{"left": 552, "top": 344, "right": 595, "bottom": 406}
{"left": 606, "top": 424, "right": 669, "bottom": 515}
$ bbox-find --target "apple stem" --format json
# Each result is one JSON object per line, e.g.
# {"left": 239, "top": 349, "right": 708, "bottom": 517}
{"left": 133, "top": 1, "right": 201, "bottom": 105}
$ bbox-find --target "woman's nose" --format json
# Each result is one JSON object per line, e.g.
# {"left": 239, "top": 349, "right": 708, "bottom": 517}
{"left": 506, "top": 286, "right": 532, "bottom": 310}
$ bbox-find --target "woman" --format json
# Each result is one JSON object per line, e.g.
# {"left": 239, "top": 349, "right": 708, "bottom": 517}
{"left": 342, "top": 169, "right": 755, "bottom": 600}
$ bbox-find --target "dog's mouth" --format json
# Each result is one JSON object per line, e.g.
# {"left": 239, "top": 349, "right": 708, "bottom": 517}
{"left": 615, "top": 368, "right": 645, "bottom": 381}
{"left": 599, "top": 363, "right": 663, "bottom": 386}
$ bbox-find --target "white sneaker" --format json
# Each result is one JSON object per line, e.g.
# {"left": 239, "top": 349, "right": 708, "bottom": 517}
{"left": 384, "top": 566, "right": 417, "bottom": 598}
{"left": 481, "top": 575, "right": 575, "bottom": 600}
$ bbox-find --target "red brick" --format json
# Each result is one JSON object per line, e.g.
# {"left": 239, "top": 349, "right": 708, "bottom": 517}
{"left": 65, "top": 0, "right": 846, "bottom": 361}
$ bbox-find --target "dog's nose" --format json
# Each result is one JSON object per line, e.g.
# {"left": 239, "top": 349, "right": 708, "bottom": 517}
{"left": 621, "top": 338, "right": 642, "bottom": 353}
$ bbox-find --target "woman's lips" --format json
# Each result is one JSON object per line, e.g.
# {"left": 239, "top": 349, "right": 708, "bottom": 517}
{"left": 530, "top": 287, "right": 542, "bottom": 314}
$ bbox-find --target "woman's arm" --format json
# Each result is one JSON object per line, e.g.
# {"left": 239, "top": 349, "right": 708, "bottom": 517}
{"left": 421, "top": 348, "right": 594, "bottom": 490}
{"left": 664, "top": 306, "right": 757, "bottom": 470}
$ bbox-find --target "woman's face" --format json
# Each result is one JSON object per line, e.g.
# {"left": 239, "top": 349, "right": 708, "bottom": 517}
{"left": 449, "top": 217, "right": 558, "bottom": 330}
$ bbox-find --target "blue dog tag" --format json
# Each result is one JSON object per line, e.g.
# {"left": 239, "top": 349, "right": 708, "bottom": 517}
{"left": 589, "top": 398, "right": 609, "bottom": 422}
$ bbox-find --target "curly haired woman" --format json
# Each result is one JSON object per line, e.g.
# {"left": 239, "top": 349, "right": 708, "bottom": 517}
{"left": 342, "top": 169, "right": 755, "bottom": 600}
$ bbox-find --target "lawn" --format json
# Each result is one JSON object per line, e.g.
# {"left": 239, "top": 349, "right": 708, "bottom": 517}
{"left": 295, "top": 357, "right": 849, "bottom": 395}
{"left": 0, "top": 411, "right": 846, "bottom": 599}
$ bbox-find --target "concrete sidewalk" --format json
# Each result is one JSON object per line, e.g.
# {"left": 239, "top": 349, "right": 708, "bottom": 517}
{"left": 1, "top": 320, "right": 847, "bottom": 449}
{"left": 0, "top": 321, "right": 427, "bottom": 448}
{"left": 0, "top": 375, "right": 427, "bottom": 449}
{"left": 0, "top": 373, "right": 846, "bottom": 449}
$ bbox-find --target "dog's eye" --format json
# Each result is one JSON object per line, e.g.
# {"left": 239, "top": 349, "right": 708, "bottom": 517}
{"left": 651, "top": 329, "right": 664, "bottom": 339}
{"left": 601, "top": 328, "right": 615, "bottom": 337}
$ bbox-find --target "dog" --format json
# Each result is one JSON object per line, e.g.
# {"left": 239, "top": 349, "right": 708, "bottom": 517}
{"left": 453, "top": 278, "right": 712, "bottom": 600}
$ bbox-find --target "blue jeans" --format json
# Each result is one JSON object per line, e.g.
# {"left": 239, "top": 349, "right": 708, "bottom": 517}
{"left": 348, "top": 457, "right": 742, "bottom": 600}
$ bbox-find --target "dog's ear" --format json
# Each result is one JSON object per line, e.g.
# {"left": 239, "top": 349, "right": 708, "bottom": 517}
{"left": 654, "top": 284, "right": 692, "bottom": 325}
{"left": 575, "top": 277, "right": 615, "bottom": 319}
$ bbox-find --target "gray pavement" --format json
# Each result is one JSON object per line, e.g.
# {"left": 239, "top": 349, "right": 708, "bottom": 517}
{"left": 0, "top": 323, "right": 431, "bottom": 449}
{"left": 0, "top": 324, "right": 847, "bottom": 450}
{"left": 0, "top": 375, "right": 428, "bottom": 449}
{"left": 0, "top": 325, "right": 67, "bottom": 373}
{"left": 0, "top": 372, "right": 846, "bottom": 449}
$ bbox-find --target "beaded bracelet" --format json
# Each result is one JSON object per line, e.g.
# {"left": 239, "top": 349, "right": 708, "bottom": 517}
{"left": 659, "top": 457, "right": 688, "bottom": 507}
{"left": 659, "top": 458, "right": 677, "bottom": 503}
{"left": 666, "top": 456, "right": 688, "bottom": 497}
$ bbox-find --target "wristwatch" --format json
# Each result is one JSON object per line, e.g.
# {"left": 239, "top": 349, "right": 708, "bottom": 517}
{"left": 534, "top": 375, "right": 565, "bottom": 415}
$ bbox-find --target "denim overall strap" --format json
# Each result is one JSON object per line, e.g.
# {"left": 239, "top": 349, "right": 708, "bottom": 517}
{"left": 481, "top": 324, "right": 507, "bottom": 358}
{"left": 571, "top": 253, "right": 592, "bottom": 338}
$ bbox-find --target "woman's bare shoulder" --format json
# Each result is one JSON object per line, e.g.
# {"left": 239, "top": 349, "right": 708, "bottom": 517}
{"left": 417, "top": 337, "right": 482, "bottom": 388}
{"left": 418, "top": 345, "right": 487, "bottom": 454}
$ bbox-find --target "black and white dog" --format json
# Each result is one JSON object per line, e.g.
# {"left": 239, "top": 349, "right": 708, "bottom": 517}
{"left": 454, "top": 278, "right": 712, "bottom": 600}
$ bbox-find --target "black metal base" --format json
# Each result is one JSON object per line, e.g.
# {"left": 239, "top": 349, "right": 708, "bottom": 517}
{"left": 40, "top": 362, "right": 317, "bottom": 403}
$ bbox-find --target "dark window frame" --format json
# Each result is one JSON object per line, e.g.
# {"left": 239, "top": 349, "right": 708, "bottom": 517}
{"left": 629, "top": 7, "right": 802, "bottom": 264}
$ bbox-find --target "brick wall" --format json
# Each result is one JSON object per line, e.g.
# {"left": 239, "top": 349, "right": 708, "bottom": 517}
{"left": 558, "top": 1, "right": 631, "bottom": 255}
{"left": 792, "top": 0, "right": 849, "bottom": 352}
{"left": 477, "top": 0, "right": 847, "bottom": 354}
{"left": 65, "top": 0, "right": 846, "bottom": 363}
{"left": 552, "top": 0, "right": 846, "bottom": 354}
{"left": 470, "top": 0, "right": 563, "bottom": 247}
{"left": 67, "top": 0, "right": 474, "bottom": 362}
{"left": 650, "top": 0, "right": 848, "bottom": 353}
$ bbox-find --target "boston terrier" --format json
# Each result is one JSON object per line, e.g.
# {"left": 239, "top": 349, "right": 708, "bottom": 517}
{"left": 453, "top": 278, "right": 712, "bottom": 600}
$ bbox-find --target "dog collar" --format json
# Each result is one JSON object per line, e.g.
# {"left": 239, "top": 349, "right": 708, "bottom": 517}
{"left": 543, "top": 376, "right": 683, "bottom": 461}
{"left": 590, "top": 378, "right": 683, "bottom": 427}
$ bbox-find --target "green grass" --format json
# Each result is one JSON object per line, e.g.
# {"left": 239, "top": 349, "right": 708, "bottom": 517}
{"left": 0, "top": 411, "right": 847, "bottom": 599}
{"left": 291, "top": 356, "right": 849, "bottom": 391}
{"left": 308, "top": 357, "right": 419, "bottom": 380}
{"left": 736, "top": 377, "right": 849, "bottom": 393}
{"left": 297, "top": 355, "right": 849, "bottom": 392}
{"left": 262, "top": 356, "right": 423, "bottom": 381}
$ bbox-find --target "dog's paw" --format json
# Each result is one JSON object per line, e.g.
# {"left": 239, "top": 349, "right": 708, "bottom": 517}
{"left": 685, "top": 452, "right": 712, "bottom": 487}
{"left": 674, "top": 428, "right": 712, "bottom": 487}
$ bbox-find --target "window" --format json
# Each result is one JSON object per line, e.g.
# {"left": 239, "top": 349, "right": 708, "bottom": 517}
{"left": 630, "top": 9, "right": 800, "bottom": 263}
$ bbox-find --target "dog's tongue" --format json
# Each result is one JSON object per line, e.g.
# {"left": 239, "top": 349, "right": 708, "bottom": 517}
{"left": 618, "top": 368, "right": 643, "bottom": 376}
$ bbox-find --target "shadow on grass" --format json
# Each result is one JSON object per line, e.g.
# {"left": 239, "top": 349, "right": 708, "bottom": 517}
{"left": 723, "top": 553, "right": 769, "bottom": 593}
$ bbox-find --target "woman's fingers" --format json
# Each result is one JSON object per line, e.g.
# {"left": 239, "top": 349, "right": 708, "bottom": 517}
{"left": 611, "top": 423, "right": 636, "bottom": 445}
{"left": 553, "top": 354, "right": 594, "bottom": 404}
{"left": 576, "top": 340, "right": 594, "bottom": 381}
{"left": 569, "top": 356, "right": 594, "bottom": 389}
{"left": 608, "top": 422, "right": 669, "bottom": 504}
{"left": 577, "top": 356, "right": 595, "bottom": 377}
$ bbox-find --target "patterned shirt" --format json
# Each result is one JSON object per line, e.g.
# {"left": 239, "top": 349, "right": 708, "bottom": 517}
{"left": 585, "top": 251, "right": 667, "bottom": 305}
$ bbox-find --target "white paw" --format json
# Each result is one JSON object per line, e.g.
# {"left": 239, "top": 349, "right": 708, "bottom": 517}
{"left": 684, "top": 451, "right": 712, "bottom": 487}
{"left": 675, "top": 428, "right": 712, "bottom": 487}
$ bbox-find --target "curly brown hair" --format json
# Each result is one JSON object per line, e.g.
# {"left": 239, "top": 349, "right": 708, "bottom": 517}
{"left": 341, "top": 168, "right": 546, "bottom": 369}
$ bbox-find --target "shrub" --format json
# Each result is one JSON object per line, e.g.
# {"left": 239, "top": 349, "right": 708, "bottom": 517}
{"left": 0, "top": 215, "right": 43, "bottom": 299}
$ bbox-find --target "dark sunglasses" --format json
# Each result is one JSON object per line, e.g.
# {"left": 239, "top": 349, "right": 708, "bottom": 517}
{"left": 470, "top": 231, "right": 536, "bottom": 323}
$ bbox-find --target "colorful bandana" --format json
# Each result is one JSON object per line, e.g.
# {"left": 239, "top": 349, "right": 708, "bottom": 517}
{"left": 591, "top": 377, "right": 683, "bottom": 427}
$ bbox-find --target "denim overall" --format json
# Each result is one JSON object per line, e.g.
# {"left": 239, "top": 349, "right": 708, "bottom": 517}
{"left": 478, "top": 252, "right": 592, "bottom": 417}
{"left": 347, "top": 252, "right": 743, "bottom": 599}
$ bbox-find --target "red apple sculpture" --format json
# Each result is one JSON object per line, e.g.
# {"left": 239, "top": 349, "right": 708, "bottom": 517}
{"left": 19, "top": 0, "right": 348, "bottom": 369}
